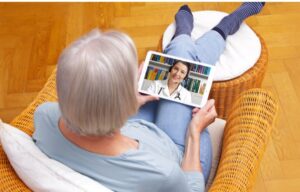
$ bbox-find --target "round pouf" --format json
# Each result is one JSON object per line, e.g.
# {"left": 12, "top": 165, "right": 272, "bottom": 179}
{"left": 209, "top": 35, "right": 267, "bottom": 119}
{"left": 158, "top": 11, "right": 268, "bottom": 119}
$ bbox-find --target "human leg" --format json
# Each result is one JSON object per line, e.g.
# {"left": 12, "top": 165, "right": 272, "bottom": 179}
{"left": 194, "top": 30, "right": 226, "bottom": 65}
{"left": 193, "top": 2, "right": 264, "bottom": 65}
{"left": 164, "top": 5, "right": 200, "bottom": 61}
{"left": 134, "top": 4, "right": 196, "bottom": 126}
{"left": 173, "top": 5, "right": 194, "bottom": 39}
{"left": 154, "top": 99, "right": 212, "bottom": 182}
{"left": 164, "top": 35, "right": 199, "bottom": 61}
{"left": 154, "top": 99, "right": 193, "bottom": 148}
{"left": 212, "top": 2, "right": 265, "bottom": 40}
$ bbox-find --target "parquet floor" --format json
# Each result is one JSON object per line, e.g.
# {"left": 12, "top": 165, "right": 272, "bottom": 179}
{"left": 0, "top": 2, "right": 300, "bottom": 191}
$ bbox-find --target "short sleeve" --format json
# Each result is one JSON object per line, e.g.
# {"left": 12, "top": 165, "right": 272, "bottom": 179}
{"left": 33, "top": 102, "right": 52, "bottom": 142}
{"left": 33, "top": 102, "right": 60, "bottom": 143}
{"left": 184, "top": 171, "right": 205, "bottom": 192}
{"left": 159, "top": 165, "right": 204, "bottom": 192}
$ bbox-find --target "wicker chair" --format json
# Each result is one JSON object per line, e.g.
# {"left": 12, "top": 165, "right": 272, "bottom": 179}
{"left": 0, "top": 68, "right": 278, "bottom": 191}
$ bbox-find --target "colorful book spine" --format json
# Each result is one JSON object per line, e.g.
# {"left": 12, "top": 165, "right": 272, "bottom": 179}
{"left": 159, "top": 70, "right": 166, "bottom": 80}
{"left": 145, "top": 66, "right": 169, "bottom": 81}
{"left": 155, "top": 70, "right": 161, "bottom": 80}
{"left": 151, "top": 54, "right": 177, "bottom": 66}
{"left": 151, "top": 68, "right": 158, "bottom": 80}
{"left": 163, "top": 71, "right": 169, "bottom": 80}
{"left": 146, "top": 66, "right": 154, "bottom": 79}
{"left": 199, "top": 82, "right": 206, "bottom": 95}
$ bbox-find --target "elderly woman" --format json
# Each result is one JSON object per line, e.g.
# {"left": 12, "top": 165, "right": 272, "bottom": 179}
{"left": 33, "top": 28, "right": 214, "bottom": 192}
{"left": 33, "top": 2, "right": 264, "bottom": 192}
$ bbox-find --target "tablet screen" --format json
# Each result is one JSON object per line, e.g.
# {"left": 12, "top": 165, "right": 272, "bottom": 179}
{"left": 138, "top": 51, "right": 215, "bottom": 108}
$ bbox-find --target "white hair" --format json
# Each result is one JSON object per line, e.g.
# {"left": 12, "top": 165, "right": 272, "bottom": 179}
{"left": 56, "top": 29, "right": 139, "bottom": 136}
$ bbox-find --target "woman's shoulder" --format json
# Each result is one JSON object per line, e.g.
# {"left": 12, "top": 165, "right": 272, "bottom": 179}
{"left": 35, "top": 102, "right": 59, "bottom": 115}
{"left": 34, "top": 102, "right": 61, "bottom": 132}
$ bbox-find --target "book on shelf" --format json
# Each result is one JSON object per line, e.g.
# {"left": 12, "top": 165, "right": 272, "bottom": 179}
{"left": 145, "top": 66, "right": 168, "bottom": 81}
{"left": 151, "top": 54, "right": 175, "bottom": 66}
{"left": 146, "top": 66, "right": 153, "bottom": 79}
{"left": 151, "top": 68, "right": 158, "bottom": 80}
{"left": 158, "top": 70, "right": 167, "bottom": 80}
{"left": 184, "top": 78, "right": 201, "bottom": 93}
{"left": 183, "top": 77, "right": 207, "bottom": 95}
{"left": 155, "top": 70, "right": 162, "bottom": 80}
{"left": 199, "top": 82, "right": 206, "bottom": 95}
{"left": 190, "top": 64, "right": 211, "bottom": 76}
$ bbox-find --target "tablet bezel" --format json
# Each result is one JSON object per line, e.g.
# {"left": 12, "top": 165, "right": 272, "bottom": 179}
{"left": 138, "top": 51, "right": 215, "bottom": 108}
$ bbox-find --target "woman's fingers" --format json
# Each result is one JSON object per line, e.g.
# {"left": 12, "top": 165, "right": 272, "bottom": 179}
{"left": 192, "top": 108, "right": 200, "bottom": 113}
{"left": 207, "top": 106, "right": 217, "bottom": 123}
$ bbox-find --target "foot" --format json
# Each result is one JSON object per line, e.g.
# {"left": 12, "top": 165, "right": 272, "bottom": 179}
{"left": 212, "top": 2, "right": 265, "bottom": 39}
{"left": 234, "top": 2, "right": 265, "bottom": 16}
{"left": 173, "top": 4, "right": 194, "bottom": 39}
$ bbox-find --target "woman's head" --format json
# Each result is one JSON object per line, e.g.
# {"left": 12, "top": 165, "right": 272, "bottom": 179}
{"left": 168, "top": 60, "right": 191, "bottom": 84}
{"left": 56, "top": 29, "right": 139, "bottom": 136}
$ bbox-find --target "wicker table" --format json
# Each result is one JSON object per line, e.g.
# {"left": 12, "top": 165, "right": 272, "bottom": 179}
{"left": 157, "top": 33, "right": 268, "bottom": 119}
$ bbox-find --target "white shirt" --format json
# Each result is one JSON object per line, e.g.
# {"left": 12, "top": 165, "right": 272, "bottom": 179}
{"left": 147, "top": 80, "right": 192, "bottom": 103}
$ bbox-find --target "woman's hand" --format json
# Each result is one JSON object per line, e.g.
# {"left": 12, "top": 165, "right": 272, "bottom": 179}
{"left": 188, "top": 99, "right": 217, "bottom": 139}
{"left": 137, "top": 62, "right": 159, "bottom": 107}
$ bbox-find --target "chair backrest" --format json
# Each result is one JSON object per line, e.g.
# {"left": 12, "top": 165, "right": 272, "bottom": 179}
{"left": 0, "top": 69, "right": 57, "bottom": 191}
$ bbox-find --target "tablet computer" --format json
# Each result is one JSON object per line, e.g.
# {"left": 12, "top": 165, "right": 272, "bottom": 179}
{"left": 138, "top": 51, "right": 215, "bottom": 108}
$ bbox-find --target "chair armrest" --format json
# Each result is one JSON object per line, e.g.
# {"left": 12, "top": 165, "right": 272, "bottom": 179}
{"left": 209, "top": 88, "right": 278, "bottom": 192}
{"left": 10, "top": 68, "right": 58, "bottom": 136}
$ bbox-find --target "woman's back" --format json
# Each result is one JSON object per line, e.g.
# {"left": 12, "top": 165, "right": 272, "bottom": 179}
{"left": 33, "top": 102, "right": 203, "bottom": 192}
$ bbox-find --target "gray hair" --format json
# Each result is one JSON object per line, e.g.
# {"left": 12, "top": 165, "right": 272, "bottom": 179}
{"left": 56, "top": 29, "right": 138, "bottom": 136}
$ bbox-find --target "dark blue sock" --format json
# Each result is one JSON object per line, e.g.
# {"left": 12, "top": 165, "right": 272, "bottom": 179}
{"left": 212, "top": 2, "right": 265, "bottom": 40}
{"left": 173, "top": 5, "right": 194, "bottom": 39}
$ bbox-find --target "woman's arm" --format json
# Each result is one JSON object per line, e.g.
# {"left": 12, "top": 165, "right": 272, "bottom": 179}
{"left": 181, "top": 133, "right": 201, "bottom": 172}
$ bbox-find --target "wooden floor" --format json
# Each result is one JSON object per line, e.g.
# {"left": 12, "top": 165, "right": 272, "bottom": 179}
{"left": 0, "top": 2, "right": 300, "bottom": 191}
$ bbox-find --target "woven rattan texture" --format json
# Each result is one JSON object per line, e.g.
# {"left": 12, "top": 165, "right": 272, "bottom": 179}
{"left": 0, "top": 69, "right": 57, "bottom": 192}
{"left": 0, "top": 67, "right": 277, "bottom": 191}
{"left": 157, "top": 33, "right": 268, "bottom": 120}
{"left": 209, "top": 89, "right": 278, "bottom": 192}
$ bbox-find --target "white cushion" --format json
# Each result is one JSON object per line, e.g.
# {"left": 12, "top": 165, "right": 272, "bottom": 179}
{"left": 0, "top": 120, "right": 112, "bottom": 192}
{"left": 162, "top": 11, "right": 261, "bottom": 81}
{"left": 206, "top": 118, "right": 226, "bottom": 190}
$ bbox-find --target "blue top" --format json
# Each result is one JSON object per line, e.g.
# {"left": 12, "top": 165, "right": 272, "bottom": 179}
{"left": 33, "top": 102, "right": 204, "bottom": 192}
